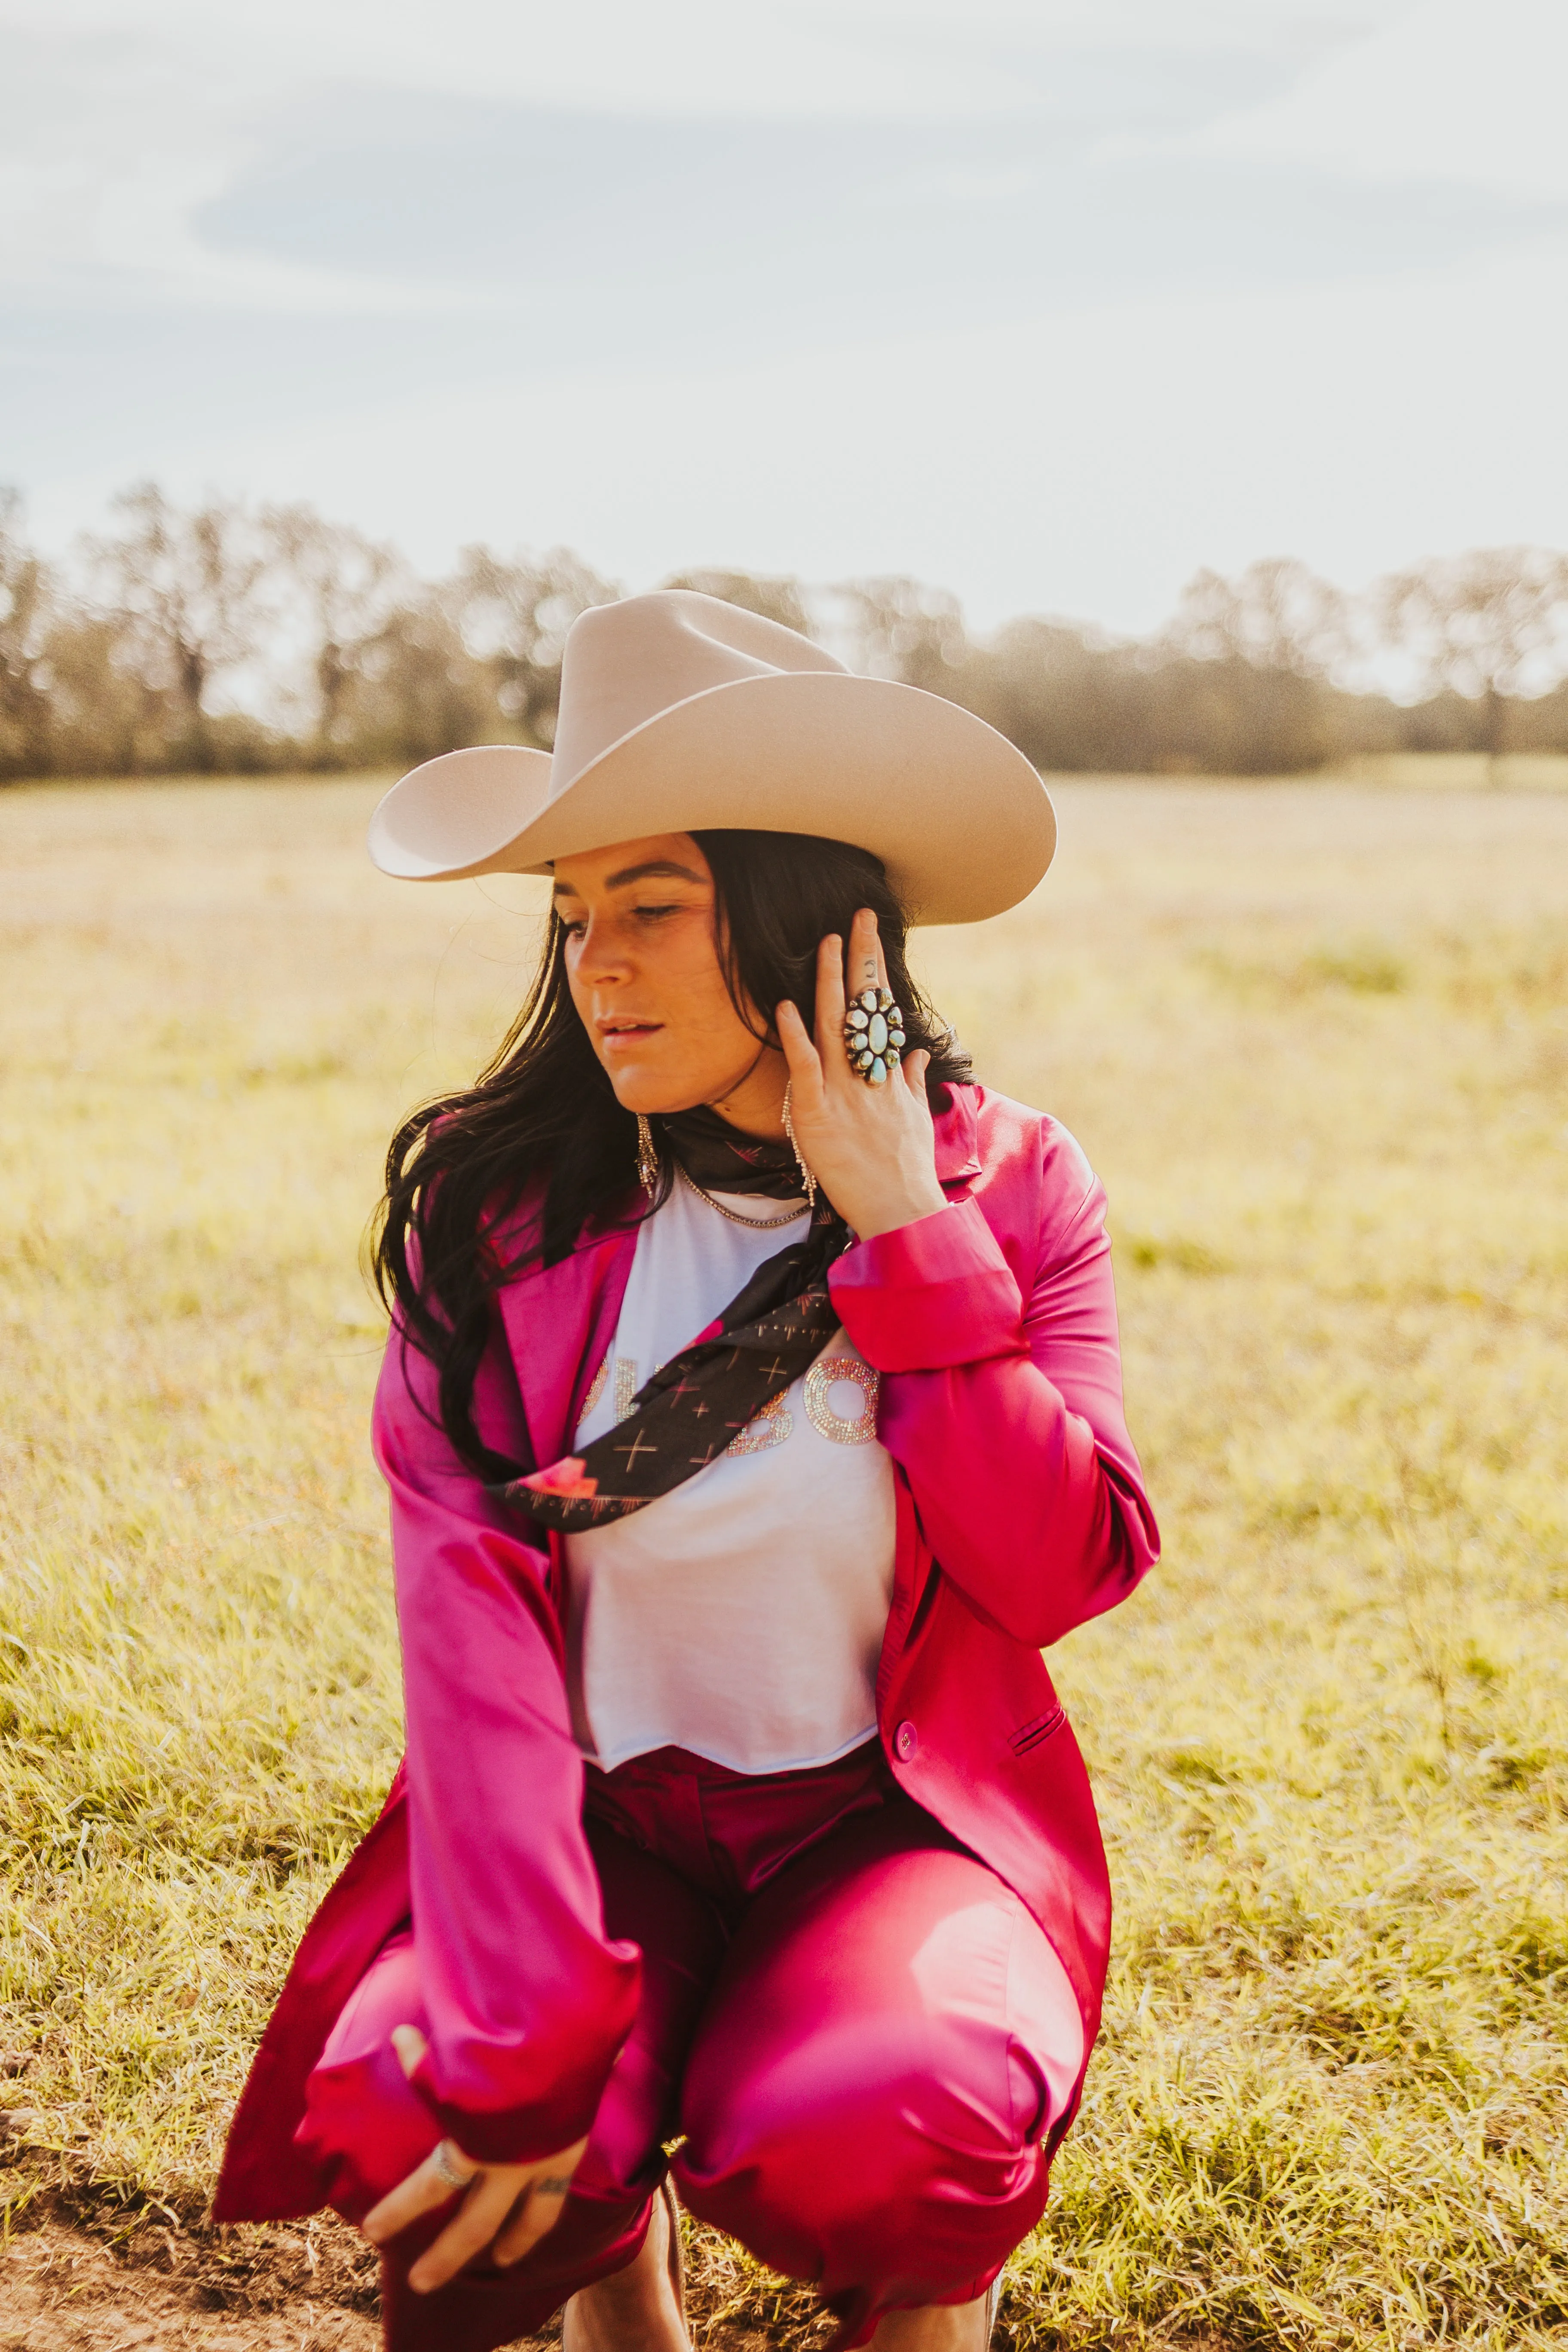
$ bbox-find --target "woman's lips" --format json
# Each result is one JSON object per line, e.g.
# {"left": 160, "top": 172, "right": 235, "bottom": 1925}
{"left": 596, "top": 1022, "right": 662, "bottom": 1047}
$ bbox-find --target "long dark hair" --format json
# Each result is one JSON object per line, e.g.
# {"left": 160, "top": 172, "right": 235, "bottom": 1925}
{"left": 371, "top": 829, "right": 972, "bottom": 1476}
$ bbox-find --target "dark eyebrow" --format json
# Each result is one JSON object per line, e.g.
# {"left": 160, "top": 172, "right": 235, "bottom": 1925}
{"left": 552, "top": 859, "right": 708, "bottom": 897}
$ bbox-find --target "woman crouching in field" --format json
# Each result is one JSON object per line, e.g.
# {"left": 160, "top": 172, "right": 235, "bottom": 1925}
{"left": 215, "top": 591, "right": 1159, "bottom": 2352}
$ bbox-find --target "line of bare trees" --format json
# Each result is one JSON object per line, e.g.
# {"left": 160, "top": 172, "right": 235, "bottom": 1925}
{"left": 3, "top": 484, "right": 1568, "bottom": 782}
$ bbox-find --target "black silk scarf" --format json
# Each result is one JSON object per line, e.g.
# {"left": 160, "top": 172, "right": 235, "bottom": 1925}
{"left": 658, "top": 1106, "right": 811, "bottom": 1198}
{"left": 492, "top": 1111, "right": 849, "bottom": 1535}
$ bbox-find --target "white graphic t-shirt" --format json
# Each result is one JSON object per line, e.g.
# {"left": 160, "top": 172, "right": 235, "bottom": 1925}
{"left": 563, "top": 1178, "right": 897, "bottom": 1773}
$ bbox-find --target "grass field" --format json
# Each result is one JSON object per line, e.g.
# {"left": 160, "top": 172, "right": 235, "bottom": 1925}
{"left": 1, "top": 773, "right": 1565, "bottom": 2349}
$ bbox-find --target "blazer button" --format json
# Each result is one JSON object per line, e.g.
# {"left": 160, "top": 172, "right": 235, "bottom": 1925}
{"left": 894, "top": 1720, "right": 918, "bottom": 1761}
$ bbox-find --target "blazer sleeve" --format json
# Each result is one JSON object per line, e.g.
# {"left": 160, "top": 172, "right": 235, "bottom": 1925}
{"left": 828, "top": 1116, "right": 1159, "bottom": 1649}
{"left": 371, "top": 1314, "right": 641, "bottom": 2166}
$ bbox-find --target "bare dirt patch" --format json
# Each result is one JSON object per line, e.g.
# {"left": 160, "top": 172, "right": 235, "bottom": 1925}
{"left": 0, "top": 2213, "right": 380, "bottom": 2352}
{"left": 0, "top": 2207, "right": 808, "bottom": 2352}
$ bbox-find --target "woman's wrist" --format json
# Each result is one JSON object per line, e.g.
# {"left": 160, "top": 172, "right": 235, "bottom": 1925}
{"left": 846, "top": 1179, "right": 949, "bottom": 1242}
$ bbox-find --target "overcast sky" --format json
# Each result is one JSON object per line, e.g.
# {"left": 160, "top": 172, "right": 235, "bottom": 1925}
{"left": 4, "top": 0, "right": 1567, "bottom": 631}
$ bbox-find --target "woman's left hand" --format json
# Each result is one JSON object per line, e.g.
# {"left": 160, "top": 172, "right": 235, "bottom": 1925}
{"left": 361, "top": 2026, "right": 588, "bottom": 2292}
{"left": 776, "top": 908, "right": 948, "bottom": 1240}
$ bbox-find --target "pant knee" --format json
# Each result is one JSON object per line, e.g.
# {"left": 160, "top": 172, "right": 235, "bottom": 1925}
{"left": 678, "top": 2016, "right": 1045, "bottom": 2294}
{"left": 685, "top": 2003, "right": 1020, "bottom": 2178}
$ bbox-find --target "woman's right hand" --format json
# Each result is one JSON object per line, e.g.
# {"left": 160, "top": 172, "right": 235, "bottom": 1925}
{"left": 775, "top": 908, "right": 945, "bottom": 1240}
{"left": 362, "top": 2025, "right": 588, "bottom": 2292}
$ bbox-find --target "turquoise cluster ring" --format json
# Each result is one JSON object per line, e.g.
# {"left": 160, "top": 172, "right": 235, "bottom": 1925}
{"left": 843, "top": 988, "right": 905, "bottom": 1084}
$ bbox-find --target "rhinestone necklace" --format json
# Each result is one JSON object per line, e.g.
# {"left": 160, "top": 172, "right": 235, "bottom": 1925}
{"left": 676, "top": 1162, "right": 810, "bottom": 1230}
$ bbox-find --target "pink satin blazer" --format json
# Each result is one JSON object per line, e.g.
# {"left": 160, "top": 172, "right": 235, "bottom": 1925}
{"left": 215, "top": 1084, "right": 1159, "bottom": 2222}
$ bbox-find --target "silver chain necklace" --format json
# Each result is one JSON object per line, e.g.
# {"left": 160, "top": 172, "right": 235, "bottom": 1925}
{"left": 675, "top": 1162, "right": 811, "bottom": 1230}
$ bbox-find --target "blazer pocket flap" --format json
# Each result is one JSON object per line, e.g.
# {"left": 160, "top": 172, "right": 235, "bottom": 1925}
{"left": 1010, "top": 1704, "right": 1066, "bottom": 1755}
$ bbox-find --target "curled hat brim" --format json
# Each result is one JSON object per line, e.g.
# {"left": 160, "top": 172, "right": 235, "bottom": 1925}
{"left": 368, "top": 669, "right": 1054, "bottom": 925}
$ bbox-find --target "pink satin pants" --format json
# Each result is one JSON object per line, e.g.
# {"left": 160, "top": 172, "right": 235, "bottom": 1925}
{"left": 298, "top": 1743, "right": 1085, "bottom": 2352}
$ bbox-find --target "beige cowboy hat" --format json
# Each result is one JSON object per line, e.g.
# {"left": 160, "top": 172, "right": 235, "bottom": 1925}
{"left": 367, "top": 588, "right": 1054, "bottom": 923}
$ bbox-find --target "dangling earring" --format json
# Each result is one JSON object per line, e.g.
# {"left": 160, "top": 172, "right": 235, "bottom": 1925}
{"left": 636, "top": 1114, "right": 659, "bottom": 1200}
{"left": 781, "top": 1081, "right": 818, "bottom": 1211}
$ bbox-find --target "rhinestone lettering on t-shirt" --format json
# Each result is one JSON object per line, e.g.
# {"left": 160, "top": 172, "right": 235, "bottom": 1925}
{"left": 803, "top": 1356, "right": 880, "bottom": 1445}
{"left": 725, "top": 1388, "right": 793, "bottom": 1455}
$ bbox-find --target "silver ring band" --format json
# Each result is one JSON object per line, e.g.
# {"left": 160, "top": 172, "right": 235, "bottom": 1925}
{"left": 432, "top": 2138, "right": 478, "bottom": 2190}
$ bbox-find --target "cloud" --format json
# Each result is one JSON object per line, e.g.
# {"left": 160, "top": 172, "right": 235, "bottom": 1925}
{"left": 1173, "top": 0, "right": 1568, "bottom": 203}
{"left": 0, "top": 23, "right": 505, "bottom": 309}
{"left": 0, "top": 0, "right": 1489, "bottom": 316}
{"left": 0, "top": 0, "right": 1050, "bottom": 126}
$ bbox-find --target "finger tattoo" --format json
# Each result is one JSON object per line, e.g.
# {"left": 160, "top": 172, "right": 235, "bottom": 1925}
{"left": 535, "top": 2175, "right": 575, "bottom": 2196}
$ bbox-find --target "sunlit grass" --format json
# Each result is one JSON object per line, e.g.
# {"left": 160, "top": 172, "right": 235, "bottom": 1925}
{"left": 1, "top": 774, "right": 1565, "bottom": 2345}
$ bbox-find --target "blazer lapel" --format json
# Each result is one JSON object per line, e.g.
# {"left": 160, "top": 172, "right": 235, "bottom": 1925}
{"left": 495, "top": 1214, "right": 640, "bottom": 1473}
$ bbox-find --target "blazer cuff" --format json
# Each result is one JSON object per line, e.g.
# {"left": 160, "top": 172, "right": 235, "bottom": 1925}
{"left": 412, "top": 2057, "right": 605, "bottom": 2169}
{"left": 830, "top": 1196, "right": 1025, "bottom": 1370}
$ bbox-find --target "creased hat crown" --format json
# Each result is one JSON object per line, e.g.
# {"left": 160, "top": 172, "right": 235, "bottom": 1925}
{"left": 550, "top": 591, "right": 847, "bottom": 796}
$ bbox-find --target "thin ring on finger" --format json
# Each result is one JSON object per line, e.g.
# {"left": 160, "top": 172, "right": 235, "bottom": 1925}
{"left": 432, "top": 2139, "right": 479, "bottom": 2193}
